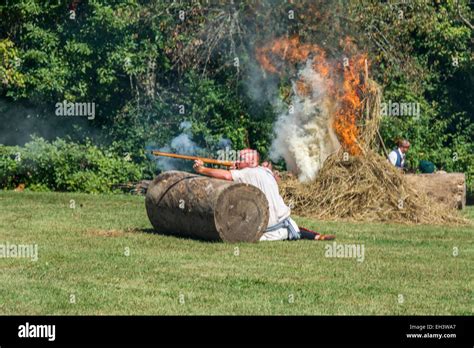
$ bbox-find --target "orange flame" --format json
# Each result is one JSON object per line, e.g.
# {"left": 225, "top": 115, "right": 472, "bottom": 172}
{"left": 333, "top": 53, "right": 367, "bottom": 155}
{"left": 256, "top": 36, "right": 367, "bottom": 156}
{"left": 256, "top": 37, "right": 331, "bottom": 76}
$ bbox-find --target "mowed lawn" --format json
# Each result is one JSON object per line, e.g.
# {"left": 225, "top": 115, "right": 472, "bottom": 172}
{"left": 0, "top": 191, "right": 472, "bottom": 315}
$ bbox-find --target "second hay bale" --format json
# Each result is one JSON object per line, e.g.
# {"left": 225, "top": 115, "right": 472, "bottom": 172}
{"left": 404, "top": 173, "right": 466, "bottom": 210}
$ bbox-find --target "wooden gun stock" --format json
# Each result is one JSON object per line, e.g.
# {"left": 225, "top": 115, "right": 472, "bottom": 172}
{"left": 151, "top": 150, "right": 234, "bottom": 167}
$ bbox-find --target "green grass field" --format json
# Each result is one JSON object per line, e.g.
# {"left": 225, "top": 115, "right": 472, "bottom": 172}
{"left": 0, "top": 191, "right": 472, "bottom": 315}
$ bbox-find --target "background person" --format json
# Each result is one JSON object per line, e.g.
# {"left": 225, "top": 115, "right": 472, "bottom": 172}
{"left": 388, "top": 139, "right": 410, "bottom": 169}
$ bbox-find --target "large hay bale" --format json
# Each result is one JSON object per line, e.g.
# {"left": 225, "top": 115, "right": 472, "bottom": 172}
{"left": 280, "top": 150, "right": 467, "bottom": 225}
{"left": 404, "top": 173, "right": 466, "bottom": 210}
{"left": 145, "top": 171, "right": 269, "bottom": 242}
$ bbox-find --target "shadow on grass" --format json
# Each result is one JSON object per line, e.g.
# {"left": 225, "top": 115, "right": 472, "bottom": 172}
{"left": 134, "top": 227, "right": 219, "bottom": 243}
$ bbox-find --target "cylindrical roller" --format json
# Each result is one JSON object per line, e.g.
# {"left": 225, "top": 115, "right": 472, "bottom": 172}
{"left": 145, "top": 171, "right": 269, "bottom": 242}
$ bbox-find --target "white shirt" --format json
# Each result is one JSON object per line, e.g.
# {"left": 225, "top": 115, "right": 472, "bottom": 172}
{"left": 230, "top": 166, "right": 296, "bottom": 241}
{"left": 388, "top": 148, "right": 405, "bottom": 167}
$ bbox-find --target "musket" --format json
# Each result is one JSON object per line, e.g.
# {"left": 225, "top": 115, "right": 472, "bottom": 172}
{"left": 151, "top": 150, "right": 234, "bottom": 167}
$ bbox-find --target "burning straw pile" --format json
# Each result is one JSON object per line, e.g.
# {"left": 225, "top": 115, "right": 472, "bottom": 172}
{"left": 277, "top": 53, "right": 464, "bottom": 224}
{"left": 255, "top": 36, "right": 466, "bottom": 224}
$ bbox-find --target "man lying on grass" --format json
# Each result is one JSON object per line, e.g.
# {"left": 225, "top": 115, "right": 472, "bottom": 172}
{"left": 193, "top": 148, "right": 335, "bottom": 242}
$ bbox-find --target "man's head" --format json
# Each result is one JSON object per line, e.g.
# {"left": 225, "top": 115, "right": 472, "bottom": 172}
{"left": 235, "top": 148, "right": 259, "bottom": 169}
{"left": 399, "top": 139, "right": 410, "bottom": 154}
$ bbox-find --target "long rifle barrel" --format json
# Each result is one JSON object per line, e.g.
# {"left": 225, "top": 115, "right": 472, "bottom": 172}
{"left": 151, "top": 150, "right": 234, "bottom": 167}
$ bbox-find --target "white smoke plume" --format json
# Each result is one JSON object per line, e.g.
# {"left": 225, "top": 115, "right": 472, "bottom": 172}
{"left": 217, "top": 136, "right": 232, "bottom": 149}
{"left": 269, "top": 60, "right": 340, "bottom": 182}
{"left": 155, "top": 121, "right": 234, "bottom": 172}
{"left": 156, "top": 121, "right": 202, "bottom": 171}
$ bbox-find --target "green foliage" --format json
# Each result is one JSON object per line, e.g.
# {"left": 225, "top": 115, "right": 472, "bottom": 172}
{"left": 0, "top": 137, "right": 144, "bottom": 193}
{"left": 349, "top": 0, "right": 473, "bottom": 193}
{"left": 110, "top": 71, "right": 275, "bottom": 160}
{"left": 0, "top": 0, "right": 472, "bottom": 194}
{"left": 0, "top": 39, "right": 25, "bottom": 93}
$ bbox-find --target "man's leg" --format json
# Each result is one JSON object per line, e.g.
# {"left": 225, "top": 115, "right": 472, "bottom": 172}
{"left": 299, "top": 226, "right": 336, "bottom": 240}
{"left": 259, "top": 227, "right": 289, "bottom": 241}
{"left": 300, "top": 228, "right": 319, "bottom": 239}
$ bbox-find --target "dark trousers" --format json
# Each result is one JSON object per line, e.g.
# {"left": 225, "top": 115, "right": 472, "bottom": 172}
{"left": 299, "top": 228, "right": 319, "bottom": 240}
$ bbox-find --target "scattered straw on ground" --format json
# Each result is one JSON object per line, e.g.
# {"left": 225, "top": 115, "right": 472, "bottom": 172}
{"left": 280, "top": 150, "right": 468, "bottom": 225}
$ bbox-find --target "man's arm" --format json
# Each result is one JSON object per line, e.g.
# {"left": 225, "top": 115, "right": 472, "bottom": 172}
{"left": 193, "top": 160, "right": 233, "bottom": 181}
{"left": 262, "top": 161, "right": 281, "bottom": 183}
